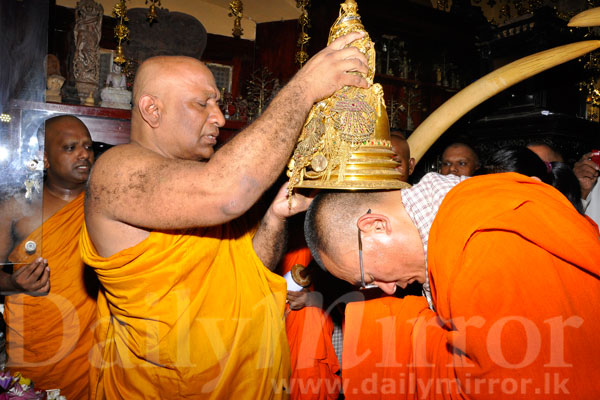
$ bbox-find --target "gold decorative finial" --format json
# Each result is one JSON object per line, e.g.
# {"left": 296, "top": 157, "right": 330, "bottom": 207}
{"left": 286, "top": 0, "right": 407, "bottom": 192}
{"left": 112, "top": 0, "right": 129, "bottom": 65}
{"left": 145, "top": 0, "right": 162, "bottom": 23}
{"left": 112, "top": 0, "right": 165, "bottom": 63}
{"left": 295, "top": 0, "right": 311, "bottom": 67}
{"left": 229, "top": 0, "right": 244, "bottom": 39}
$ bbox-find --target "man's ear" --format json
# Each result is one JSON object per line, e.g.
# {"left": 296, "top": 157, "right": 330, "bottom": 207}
{"left": 408, "top": 157, "right": 416, "bottom": 176}
{"left": 357, "top": 212, "right": 392, "bottom": 235}
{"left": 138, "top": 94, "right": 161, "bottom": 128}
{"left": 43, "top": 152, "right": 49, "bottom": 169}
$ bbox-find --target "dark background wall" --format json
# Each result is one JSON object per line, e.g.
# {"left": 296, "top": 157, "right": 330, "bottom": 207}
{"left": 46, "top": 0, "right": 600, "bottom": 175}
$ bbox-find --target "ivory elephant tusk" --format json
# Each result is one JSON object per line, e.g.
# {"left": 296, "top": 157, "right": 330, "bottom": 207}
{"left": 408, "top": 40, "right": 600, "bottom": 164}
{"left": 568, "top": 7, "right": 600, "bottom": 27}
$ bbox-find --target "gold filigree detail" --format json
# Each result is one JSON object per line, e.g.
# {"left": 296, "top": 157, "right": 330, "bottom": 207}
{"left": 145, "top": 0, "right": 162, "bottom": 23}
{"left": 332, "top": 91, "right": 375, "bottom": 144}
{"left": 229, "top": 0, "right": 244, "bottom": 38}
{"left": 287, "top": 0, "right": 406, "bottom": 194}
{"left": 296, "top": 0, "right": 311, "bottom": 67}
{"left": 112, "top": 0, "right": 129, "bottom": 65}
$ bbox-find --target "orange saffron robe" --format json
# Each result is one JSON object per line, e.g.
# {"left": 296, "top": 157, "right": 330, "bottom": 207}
{"left": 282, "top": 247, "right": 341, "bottom": 400}
{"left": 343, "top": 173, "right": 600, "bottom": 399}
{"left": 79, "top": 218, "right": 290, "bottom": 399}
{"left": 6, "top": 193, "right": 97, "bottom": 400}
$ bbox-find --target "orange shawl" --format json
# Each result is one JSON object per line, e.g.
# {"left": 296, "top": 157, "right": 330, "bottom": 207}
{"left": 6, "top": 192, "right": 97, "bottom": 400}
{"left": 80, "top": 217, "right": 290, "bottom": 399}
{"left": 282, "top": 247, "right": 341, "bottom": 400}
{"left": 343, "top": 173, "right": 600, "bottom": 399}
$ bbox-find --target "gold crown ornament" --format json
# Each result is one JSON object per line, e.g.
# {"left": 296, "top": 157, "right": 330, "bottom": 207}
{"left": 287, "top": 0, "right": 410, "bottom": 192}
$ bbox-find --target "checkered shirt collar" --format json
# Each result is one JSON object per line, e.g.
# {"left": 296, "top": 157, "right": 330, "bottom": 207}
{"left": 400, "top": 172, "right": 468, "bottom": 309}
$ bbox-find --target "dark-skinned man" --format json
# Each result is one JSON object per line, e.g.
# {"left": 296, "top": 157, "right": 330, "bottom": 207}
{"left": 0, "top": 115, "right": 97, "bottom": 399}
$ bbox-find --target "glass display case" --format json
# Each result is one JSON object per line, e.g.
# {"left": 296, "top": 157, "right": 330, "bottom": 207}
{"left": 1, "top": 0, "right": 49, "bottom": 264}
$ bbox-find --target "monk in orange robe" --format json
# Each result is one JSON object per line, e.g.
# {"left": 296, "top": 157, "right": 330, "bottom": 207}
{"left": 81, "top": 36, "right": 369, "bottom": 398}
{"left": 0, "top": 115, "right": 97, "bottom": 399}
{"left": 304, "top": 172, "right": 600, "bottom": 398}
{"left": 80, "top": 217, "right": 290, "bottom": 398}
{"left": 280, "top": 242, "right": 341, "bottom": 400}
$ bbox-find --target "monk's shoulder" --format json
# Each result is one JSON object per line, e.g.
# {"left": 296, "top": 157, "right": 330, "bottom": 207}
{"left": 86, "top": 144, "right": 195, "bottom": 211}
{"left": 93, "top": 143, "right": 142, "bottom": 170}
{"left": 91, "top": 144, "right": 159, "bottom": 186}
{"left": 87, "top": 144, "right": 137, "bottom": 209}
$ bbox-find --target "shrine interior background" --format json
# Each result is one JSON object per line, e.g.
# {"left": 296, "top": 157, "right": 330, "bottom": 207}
{"left": 2, "top": 0, "right": 600, "bottom": 185}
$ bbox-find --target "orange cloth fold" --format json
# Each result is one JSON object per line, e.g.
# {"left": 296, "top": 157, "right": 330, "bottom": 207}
{"left": 80, "top": 217, "right": 290, "bottom": 399}
{"left": 287, "top": 307, "right": 340, "bottom": 400}
{"left": 343, "top": 173, "right": 600, "bottom": 399}
{"left": 282, "top": 246, "right": 341, "bottom": 400}
{"left": 6, "top": 193, "right": 97, "bottom": 400}
{"left": 343, "top": 296, "right": 433, "bottom": 399}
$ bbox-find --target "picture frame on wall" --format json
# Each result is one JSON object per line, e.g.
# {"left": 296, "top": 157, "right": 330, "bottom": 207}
{"left": 206, "top": 62, "right": 233, "bottom": 94}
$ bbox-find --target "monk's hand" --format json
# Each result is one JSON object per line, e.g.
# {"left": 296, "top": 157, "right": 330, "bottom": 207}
{"left": 291, "top": 31, "right": 369, "bottom": 107}
{"left": 269, "top": 182, "right": 317, "bottom": 220}
{"left": 10, "top": 257, "right": 50, "bottom": 296}
{"left": 573, "top": 152, "right": 600, "bottom": 199}
{"left": 287, "top": 289, "right": 319, "bottom": 311}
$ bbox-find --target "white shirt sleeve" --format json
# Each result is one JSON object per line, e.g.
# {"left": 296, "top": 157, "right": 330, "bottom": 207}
{"left": 583, "top": 181, "right": 600, "bottom": 225}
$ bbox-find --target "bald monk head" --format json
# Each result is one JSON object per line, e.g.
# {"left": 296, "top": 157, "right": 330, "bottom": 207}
{"left": 440, "top": 142, "right": 479, "bottom": 177}
{"left": 390, "top": 132, "right": 415, "bottom": 182}
{"left": 526, "top": 142, "right": 564, "bottom": 163}
{"left": 44, "top": 115, "right": 94, "bottom": 192}
{"left": 131, "top": 56, "right": 225, "bottom": 161}
{"left": 304, "top": 190, "right": 425, "bottom": 295}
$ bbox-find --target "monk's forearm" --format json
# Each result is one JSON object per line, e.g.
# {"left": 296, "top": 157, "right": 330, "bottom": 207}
{"left": 97, "top": 33, "right": 370, "bottom": 231}
{"left": 252, "top": 209, "right": 288, "bottom": 271}
{"left": 198, "top": 33, "right": 369, "bottom": 220}
{"left": 208, "top": 80, "right": 312, "bottom": 217}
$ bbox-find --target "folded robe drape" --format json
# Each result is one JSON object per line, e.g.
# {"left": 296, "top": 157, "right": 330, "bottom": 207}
{"left": 6, "top": 193, "right": 97, "bottom": 400}
{"left": 342, "top": 173, "right": 600, "bottom": 399}
{"left": 80, "top": 217, "right": 290, "bottom": 399}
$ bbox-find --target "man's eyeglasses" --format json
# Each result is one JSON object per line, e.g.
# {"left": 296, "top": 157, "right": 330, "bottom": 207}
{"left": 358, "top": 209, "right": 378, "bottom": 290}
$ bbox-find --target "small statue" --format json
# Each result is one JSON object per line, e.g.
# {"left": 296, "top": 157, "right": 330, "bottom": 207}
{"left": 73, "top": 0, "right": 103, "bottom": 104}
{"left": 100, "top": 63, "right": 132, "bottom": 109}
{"left": 45, "top": 54, "right": 61, "bottom": 77}
{"left": 84, "top": 91, "right": 95, "bottom": 106}
{"left": 45, "top": 74, "right": 66, "bottom": 103}
{"left": 105, "top": 63, "right": 127, "bottom": 89}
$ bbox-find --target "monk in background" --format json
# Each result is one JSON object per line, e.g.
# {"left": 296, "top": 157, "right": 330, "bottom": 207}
{"left": 281, "top": 220, "right": 341, "bottom": 400}
{"left": 305, "top": 171, "right": 600, "bottom": 399}
{"left": 390, "top": 131, "right": 415, "bottom": 183}
{"left": 439, "top": 141, "right": 480, "bottom": 177}
{"left": 0, "top": 115, "right": 98, "bottom": 399}
{"left": 80, "top": 32, "right": 369, "bottom": 399}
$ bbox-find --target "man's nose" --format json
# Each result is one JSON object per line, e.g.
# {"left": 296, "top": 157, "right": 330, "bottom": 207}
{"left": 77, "top": 146, "right": 91, "bottom": 159}
{"left": 211, "top": 104, "right": 226, "bottom": 128}
{"left": 378, "top": 282, "right": 397, "bottom": 295}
